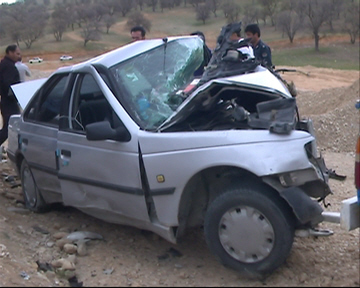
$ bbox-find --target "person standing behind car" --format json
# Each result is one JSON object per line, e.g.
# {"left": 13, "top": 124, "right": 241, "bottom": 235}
{"left": 190, "top": 31, "right": 213, "bottom": 77}
{"left": 244, "top": 24, "right": 273, "bottom": 69}
{"left": 0, "top": 44, "right": 21, "bottom": 147}
{"left": 130, "top": 26, "right": 146, "bottom": 42}
{"left": 15, "top": 56, "right": 31, "bottom": 82}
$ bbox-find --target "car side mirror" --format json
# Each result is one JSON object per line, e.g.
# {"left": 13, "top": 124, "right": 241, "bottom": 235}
{"left": 85, "top": 120, "right": 131, "bottom": 142}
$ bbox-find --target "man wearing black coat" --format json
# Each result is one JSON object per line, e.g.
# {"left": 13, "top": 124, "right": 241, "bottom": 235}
{"left": 0, "top": 44, "right": 21, "bottom": 146}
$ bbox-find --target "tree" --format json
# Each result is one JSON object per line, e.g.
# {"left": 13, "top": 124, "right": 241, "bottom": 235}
{"left": 342, "top": 1, "right": 360, "bottom": 44}
{"left": 78, "top": 5, "right": 103, "bottom": 47}
{"left": 3, "top": 2, "right": 49, "bottom": 49}
{"left": 126, "top": 11, "right": 151, "bottom": 32}
{"left": 242, "top": 3, "right": 261, "bottom": 27}
{"left": 277, "top": 10, "right": 303, "bottom": 43}
{"left": 189, "top": 0, "right": 205, "bottom": 8}
{"left": 136, "top": 0, "right": 145, "bottom": 10}
{"left": 51, "top": 5, "right": 68, "bottom": 41}
{"left": 258, "top": 0, "right": 280, "bottom": 26}
{"left": 299, "top": 0, "right": 332, "bottom": 51}
{"left": 222, "top": 0, "right": 241, "bottom": 23}
{"left": 206, "top": 0, "right": 222, "bottom": 17}
{"left": 327, "top": 0, "right": 343, "bottom": 31}
{"left": 118, "top": 0, "right": 134, "bottom": 17}
{"left": 81, "top": 20, "right": 102, "bottom": 47}
{"left": 196, "top": 3, "right": 210, "bottom": 24}
{"left": 146, "top": 0, "right": 158, "bottom": 12}
{"left": 103, "top": 14, "right": 116, "bottom": 34}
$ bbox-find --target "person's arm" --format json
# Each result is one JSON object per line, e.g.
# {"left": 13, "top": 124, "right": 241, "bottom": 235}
{"left": 25, "top": 65, "right": 31, "bottom": 77}
{"left": 2, "top": 63, "right": 20, "bottom": 97}
{"left": 265, "top": 46, "right": 273, "bottom": 68}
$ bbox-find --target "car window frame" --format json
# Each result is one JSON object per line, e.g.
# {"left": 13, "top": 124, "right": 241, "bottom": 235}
{"left": 23, "top": 73, "right": 70, "bottom": 127}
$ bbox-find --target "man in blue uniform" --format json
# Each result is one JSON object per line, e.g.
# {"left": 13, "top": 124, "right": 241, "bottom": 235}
{"left": 244, "top": 24, "right": 273, "bottom": 69}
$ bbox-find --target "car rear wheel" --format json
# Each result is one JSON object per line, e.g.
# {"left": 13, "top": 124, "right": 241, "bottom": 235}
{"left": 204, "top": 183, "right": 294, "bottom": 278}
{"left": 20, "top": 159, "right": 48, "bottom": 212}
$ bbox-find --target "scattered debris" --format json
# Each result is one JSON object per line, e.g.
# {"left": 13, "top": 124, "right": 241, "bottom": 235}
{"left": 20, "top": 271, "right": 30, "bottom": 280}
{"left": 103, "top": 268, "right": 114, "bottom": 275}
{"left": 32, "top": 225, "right": 50, "bottom": 235}
{"left": 36, "top": 260, "right": 53, "bottom": 272}
{"left": 68, "top": 276, "right": 83, "bottom": 287}
{"left": 66, "top": 231, "right": 103, "bottom": 242}
{"left": 168, "top": 247, "right": 183, "bottom": 258}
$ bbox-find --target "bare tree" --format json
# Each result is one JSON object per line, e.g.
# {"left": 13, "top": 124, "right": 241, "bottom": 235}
{"left": 242, "top": 3, "right": 261, "bottom": 27}
{"left": 222, "top": 0, "right": 241, "bottom": 23}
{"left": 126, "top": 11, "right": 152, "bottom": 32}
{"left": 102, "top": 0, "right": 119, "bottom": 16}
{"left": 51, "top": 4, "right": 68, "bottom": 41}
{"left": 4, "top": 2, "right": 49, "bottom": 49}
{"left": 277, "top": 10, "right": 303, "bottom": 43}
{"left": 118, "top": 0, "right": 134, "bottom": 17}
{"left": 79, "top": 5, "right": 103, "bottom": 47}
{"left": 327, "top": 0, "right": 343, "bottom": 31}
{"left": 196, "top": 3, "right": 211, "bottom": 24}
{"left": 206, "top": 0, "right": 222, "bottom": 17}
{"left": 136, "top": 0, "right": 146, "bottom": 10}
{"left": 160, "top": 0, "right": 172, "bottom": 12}
{"left": 258, "top": 0, "right": 280, "bottom": 26}
{"left": 342, "top": 1, "right": 360, "bottom": 44}
{"left": 189, "top": 0, "right": 205, "bottom": 8}
{"left": 103, "top": 14, "right": 116, "bottom": 34}
{"left": 146, "top": 0, "right": 158, "bottom": 12}
{"left": 81, "top": 21, "right": 102, "bottom": 47}
{"left": 299, "top": 0, "right": 332, "bottom": 51}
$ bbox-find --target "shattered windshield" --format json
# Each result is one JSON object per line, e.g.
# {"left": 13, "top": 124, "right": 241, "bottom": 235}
{"left": 110, "top": 37, "right": 204, "bottom": 130}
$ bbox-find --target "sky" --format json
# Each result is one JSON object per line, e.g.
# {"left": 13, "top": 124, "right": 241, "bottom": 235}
{"left": 0, "top": 0, "right": 17, "bottom": 4}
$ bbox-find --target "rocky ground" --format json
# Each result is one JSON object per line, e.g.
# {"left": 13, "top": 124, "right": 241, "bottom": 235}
{"left": 0, "top": 64, "right": 359, "bottom": 287}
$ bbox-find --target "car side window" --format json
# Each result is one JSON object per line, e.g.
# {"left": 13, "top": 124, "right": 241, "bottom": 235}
{"left": 70, "top": 74, "right": 116, "bottom": 132}
{"left": 24, "top": 74, "right": 69, "bottom": 125}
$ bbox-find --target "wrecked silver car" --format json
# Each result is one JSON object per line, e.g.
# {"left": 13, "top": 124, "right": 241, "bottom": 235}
{"left": 7, "top": 34, "right": 333, "bottom": 278}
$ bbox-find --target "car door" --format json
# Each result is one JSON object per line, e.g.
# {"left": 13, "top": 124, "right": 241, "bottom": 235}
{"left": 57, "top": 68, "right": 150, "bottom": 222}
{"left": 19, "top": 73, "right": 70, "bottom": 201}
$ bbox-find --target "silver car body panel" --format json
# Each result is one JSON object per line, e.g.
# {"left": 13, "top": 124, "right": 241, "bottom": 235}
{"left": 7, "top": 36, "right": 330, "bottom": 243}
{"left": 138, "top": 130, "right": 314, "bottom": 226}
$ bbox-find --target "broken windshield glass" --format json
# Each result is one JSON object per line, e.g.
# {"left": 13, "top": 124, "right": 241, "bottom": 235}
{"left": 110, "top": 37, "right": 204, "bottom": 130}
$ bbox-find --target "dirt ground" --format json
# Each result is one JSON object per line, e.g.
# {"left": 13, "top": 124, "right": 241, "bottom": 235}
{"left": 0, "top": 61, "right": 359, "bottom": 287}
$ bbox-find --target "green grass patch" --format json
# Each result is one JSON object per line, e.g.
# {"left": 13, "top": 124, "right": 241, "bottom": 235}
{"left": 273, "top": 44, "right": 360, "bottom": 70}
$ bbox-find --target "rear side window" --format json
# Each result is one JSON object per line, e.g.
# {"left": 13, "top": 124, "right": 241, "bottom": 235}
{"left": 24, "top": 74, "right": 69, "bottom": 126}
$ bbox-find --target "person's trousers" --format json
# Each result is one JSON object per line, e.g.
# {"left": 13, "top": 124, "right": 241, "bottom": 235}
{"left": 0, "top": 100, "right": 20, "bottom": 146}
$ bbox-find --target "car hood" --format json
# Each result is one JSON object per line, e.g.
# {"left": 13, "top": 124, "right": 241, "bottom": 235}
{"left": 157, "top": 66, "right": 292, "bottom": 132}
{"left": 11, "top": 78, "right": 47, "bottom": 110}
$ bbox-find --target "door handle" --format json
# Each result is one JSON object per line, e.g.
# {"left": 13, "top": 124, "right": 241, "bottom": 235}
{"left": 19, "top": 137, "right": 28, "bottom": 152}
{"left": 60, "top": 150, "right": 71, "bottom": 166}
{"left": 61, "top": 150, "right": 71, "bottom": 157}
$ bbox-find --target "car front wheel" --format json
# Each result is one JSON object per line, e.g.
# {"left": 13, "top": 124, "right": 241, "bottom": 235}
{"left": 20, "top": 159, "right": 48, "bottom": 212}
{"left": 204, "top": 183, "right": 295, "bottom": 278}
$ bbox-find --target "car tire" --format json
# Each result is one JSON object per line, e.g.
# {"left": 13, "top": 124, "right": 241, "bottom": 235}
{"left": 20, "top": 159, "right": 48, "bottom": 212}
{"left": 204, "top": 182, "right": 294, "bottom": 278}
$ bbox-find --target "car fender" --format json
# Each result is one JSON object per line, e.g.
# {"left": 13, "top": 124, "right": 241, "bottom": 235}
{"left": 139, "top": 130, "right": 315, "bottom": 226}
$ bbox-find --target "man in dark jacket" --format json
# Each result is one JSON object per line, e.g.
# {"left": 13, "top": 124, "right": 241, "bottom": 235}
{"left": 244, "top": 24, "right": 273, "bottom": 69}
{"left": 0, "top": 44, "right": 21, "bottom": 146}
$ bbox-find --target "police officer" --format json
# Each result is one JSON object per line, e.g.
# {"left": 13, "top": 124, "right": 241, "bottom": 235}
{"left": 244, "top": 24, "right": 273, "bottom": 69}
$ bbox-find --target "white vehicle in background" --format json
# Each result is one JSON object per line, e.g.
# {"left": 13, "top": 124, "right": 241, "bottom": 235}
{"left": 60, "top": 55, "right": 73, "bottom": 61}
{"left": 29, "top": 57, "right": 43, "bottom": 64}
